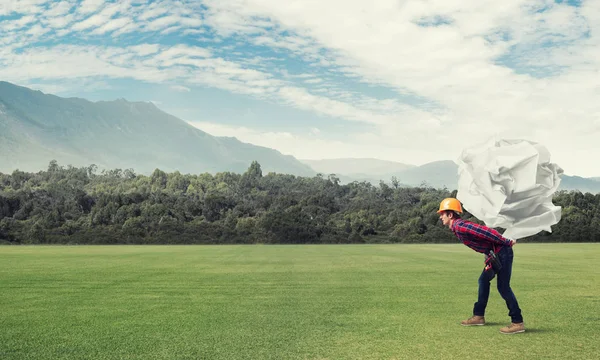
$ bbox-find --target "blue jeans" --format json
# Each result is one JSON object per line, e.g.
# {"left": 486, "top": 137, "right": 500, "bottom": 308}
{"left": 473, "top": 246, "right": 523, "bottom": 323}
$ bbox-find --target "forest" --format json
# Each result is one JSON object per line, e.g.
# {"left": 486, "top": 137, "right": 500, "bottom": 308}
{"left": 1, "top": 160, "right": 599, "bottom": 244}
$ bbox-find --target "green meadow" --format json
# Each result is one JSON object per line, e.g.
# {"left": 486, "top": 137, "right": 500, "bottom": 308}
{"left": 1, "top": 244, "right": 599, "bottom": 359}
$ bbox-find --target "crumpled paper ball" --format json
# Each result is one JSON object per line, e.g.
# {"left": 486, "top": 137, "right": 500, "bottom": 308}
{"left": 455, "top": 138, "right": 563, "bottom": 240}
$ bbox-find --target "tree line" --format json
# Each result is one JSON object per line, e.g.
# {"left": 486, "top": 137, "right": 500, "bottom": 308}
{"left": 1, "top": 160, "right": 599, "bottom": 244}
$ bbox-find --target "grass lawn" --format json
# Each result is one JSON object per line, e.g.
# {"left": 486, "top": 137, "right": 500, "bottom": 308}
{"left": 1, "top": 244, "right": 599, "bottom": 359}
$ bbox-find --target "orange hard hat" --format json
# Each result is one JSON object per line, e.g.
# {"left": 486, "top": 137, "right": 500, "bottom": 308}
{"left": 437, "top": 198, "right": 463, "bottom": 214}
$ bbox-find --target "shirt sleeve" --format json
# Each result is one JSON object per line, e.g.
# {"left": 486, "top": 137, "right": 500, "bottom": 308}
{"left": 458, "top": 222, "right": 511, "bottom": 246}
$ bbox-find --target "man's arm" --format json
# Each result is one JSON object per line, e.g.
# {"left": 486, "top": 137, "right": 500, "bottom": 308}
{"left": 458, "top": 222, "right": 512, "bottom": 247}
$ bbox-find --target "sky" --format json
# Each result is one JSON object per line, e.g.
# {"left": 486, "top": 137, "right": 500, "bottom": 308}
{"left": 1, "top": 0, "right": 599, "bottom": 177}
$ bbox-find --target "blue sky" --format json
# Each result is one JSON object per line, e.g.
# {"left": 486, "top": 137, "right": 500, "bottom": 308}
{"left": 1, "top": 0, "right": 599, "bottom": 176}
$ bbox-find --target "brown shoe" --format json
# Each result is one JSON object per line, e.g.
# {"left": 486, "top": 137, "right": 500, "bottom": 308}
{"left": 461, "top": 315, "right": 485, "bottom": 326}
{"left": 500, "top": 322, "right": 525, "bottom": 334}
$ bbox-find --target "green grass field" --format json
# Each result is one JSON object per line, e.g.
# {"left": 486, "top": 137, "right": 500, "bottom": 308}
{"left": 1, "top": 244, "right": 599, "bottom": 359}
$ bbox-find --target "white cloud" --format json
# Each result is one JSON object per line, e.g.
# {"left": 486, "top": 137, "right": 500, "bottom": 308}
{"left": 77, "top": 0, "right": 105, "bottom": 15}
{"left": 91, "top": 17, "right": 132, "bottom": 35}
{"left": 44, "top": 13, "right": 75, "bottom": 29}
{"left": 170, "top": 85, "right": 191, "bottom": 92}
{"left": 193, "top": 0, "right": 600, "bottom": 176}
{"left": 111, "top": 22, "right": 138, "bottom": 37}
{"left": 2, "top": 0, "right": 600, "bottom": 176}
{"left": 0, "top": 42, "right": 278, "bottom": 99}
{"left": 26, "top": 24, "right": 50, "bottom": 37}
{"left": 72, "top": 1, "right": 129, "bottom": 31}
{"left": 46, "top": 1, "right": 74, "bottom": 17}
{"left": 304, "top": 78, "right": 322, "bottom": 84}
{"left": 8, "top": 15, "right": 37, "bottom": 29}
{"left": 201, "top": 1, "right": 272, "bottom": 37}
{"left": 138, "top": 3, "right": 170, "bottom": 21}
{"left": 183, "top": 29, "right": 205, "bottom": 36}
{"left": 0, "top": 0, "right": 47, "bottom": 16}
{"left": 251, "top": 34, "right": 323, "bottom": 62}
{"left": 159, "top": 25, "right": 181, "bottom": 35}
{"left": 145, "top": 15, "right": 202, "bottom": 31}
{"left": 277, "top": 87, "right": 353, "bottom": 119}
{"left": 154, "top": 45, "right": 212, "bottom": 62}
{"left": 0, "top": 45, "right": 181, "bottom": 83}
{"left": 129, "top": 44, "right": 161, "bottom": 56}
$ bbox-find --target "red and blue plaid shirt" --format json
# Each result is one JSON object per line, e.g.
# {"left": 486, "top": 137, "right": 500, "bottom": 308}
{"left": 451, "top": 219, "right": 511, "bottom": 254}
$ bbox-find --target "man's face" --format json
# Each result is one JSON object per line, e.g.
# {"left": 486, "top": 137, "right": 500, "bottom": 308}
{"left": 439, "top": 211, "right": 452, "bottom": 227}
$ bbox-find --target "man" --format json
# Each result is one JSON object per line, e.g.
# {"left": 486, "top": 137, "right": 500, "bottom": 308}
{"left": 437, "top": 197, "right": 525, "bottom": 334}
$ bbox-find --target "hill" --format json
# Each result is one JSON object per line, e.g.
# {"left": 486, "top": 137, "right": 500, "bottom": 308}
{"left": 0, "top": 81, "right": 314, "bottom": 176}
{"left": 300, "top": 158, "right": 600, "bottom": 193}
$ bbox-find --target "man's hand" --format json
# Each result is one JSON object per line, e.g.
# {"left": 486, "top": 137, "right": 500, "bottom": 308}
{"left": 508, "top": 239, "right": 516, "bottom": 247}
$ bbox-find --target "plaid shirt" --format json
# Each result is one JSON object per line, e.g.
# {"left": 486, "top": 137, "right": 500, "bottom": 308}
{"left": 451, "top": 219, "right": 511, "bottom": 254}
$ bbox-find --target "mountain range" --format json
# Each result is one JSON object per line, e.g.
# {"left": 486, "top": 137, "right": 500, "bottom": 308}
{"left": 0, "top": 81, "right": 313, "bottom": 176}
{"left": 301, "top": 158, "right": 600, "bottom": 194}
{"left": 1, "top": 80, "right": 599, "bottom": 194}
